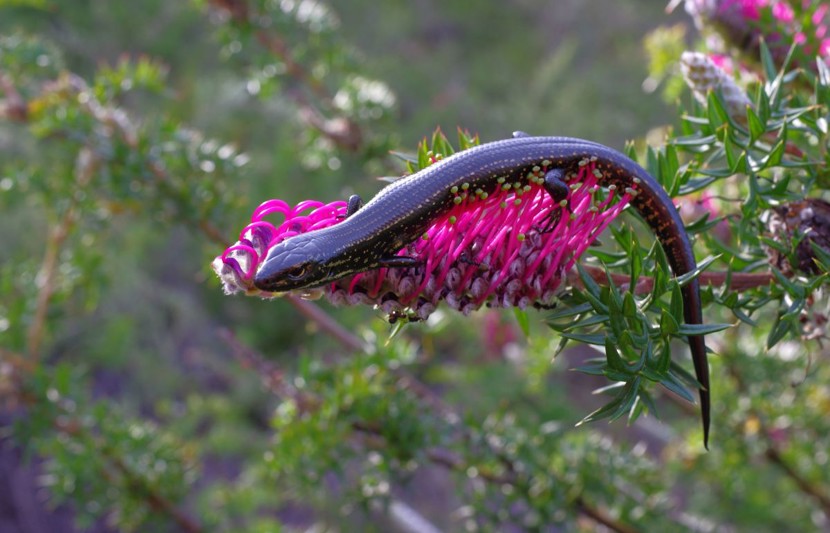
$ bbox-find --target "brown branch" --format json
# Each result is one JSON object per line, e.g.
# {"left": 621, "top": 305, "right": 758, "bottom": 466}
{"left": 52, "top": 416, "right": 204, "bottom": 533}
{"left": 725, "top": 358, "right": 830, "bottom": 517}
{"left": 26, "top": 211, "right": 74, "bottom": 362}
{"left": 0, "top": 71, "right": 28, "bottom": 122}
{"left": 574, "top": 496, "right": 640, "bottom": 533}
{"left": 286, "top": 297, "right": 370, "bottom": 353}
{"left": 354, "top": 425, "right": 638, "bottom": 533}
{"left": 226, "top": 331, "right": 642, "bottom": 533}
{"left": 577, "top": 265, "right": 774, "bottom": 294}
{"left": 32, "top": 67, "right": 367, "bottom": 364}
{"left": 206, "top": 0, "right": 364, "bottom": 151}
{"left": 420, "top": 440, "right": 637, "bottom": 533}
{"left": 764, "top": 446, "right": 830, "bottom": 515}
{"left": 199, "top": 219, "right": 231, "bottom": 248}
{"left": 206, "top": 0, "right": 326, "bottom": 98}
{"left": 109, "top": 454, "right": 203, "bottom": 533}
{"left": 254, "top": 32, "right": 329, "bottom": 100}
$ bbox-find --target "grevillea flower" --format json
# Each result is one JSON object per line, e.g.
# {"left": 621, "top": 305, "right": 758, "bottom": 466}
{"left": 684, "top": 0, "right": 830, "bottom": 68}
{"left": 766, "top": 198, "right": 830, "bottom": 276}
{"left": 680, "top": 51, "right": 752, "bottom": 118}
{"left": 213, "top": 139, "right": 634, "bottom": 321}
{"left": 685, "top": 0, "right": 793, "bottom": 28}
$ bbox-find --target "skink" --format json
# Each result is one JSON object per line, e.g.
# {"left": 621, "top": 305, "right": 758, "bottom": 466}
{"left": 254, "top": 134, "right": 710, "bottom": 447}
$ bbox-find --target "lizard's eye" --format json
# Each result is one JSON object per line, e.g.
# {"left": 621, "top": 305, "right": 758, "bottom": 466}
{"left": 286, "top": 264, "right": 311, "bottom": 281}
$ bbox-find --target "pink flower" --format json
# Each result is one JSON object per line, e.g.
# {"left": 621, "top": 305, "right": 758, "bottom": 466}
{"left": 814, "top": 4, "right": 829, "bottom": 26}
{"left": 213, "top": 198, "right": 347, "bottom": 297}
{"left": 680, "top": 190, "right": 732, "bottom": 243}
{"left": 214, "top": 157, "right": 633, "bottom": 321}
{"left": 707, "top": 52, "right": 736, "bottom": 72}
{"left": 686, "top": 0, "right": 830, "bottom": 67}
{"left": 771, "top": 1, "right": 795, "bottom": 23}
{"left": 727, "top": 0, "right": 762, "bottom": 20}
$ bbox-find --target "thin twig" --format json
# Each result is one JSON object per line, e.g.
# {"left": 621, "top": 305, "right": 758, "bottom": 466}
{"left": 286, "top": 297, "right": 370, "bottom": 353}
{"left": 0, "top": 71, "right": 28, "bottom": 121}
{"left": 764, "top": 446, "right": 830, "bottom": 515}
{"left": 228, "top": 332, "right": 641, "bottom": 533}
{"left": 110, "top": 453, "right": 204, "bottom": 533}
{"left": 207, "top": 0, "right": 364, "bottom": 151}
{"left": 575, "top": 496, "right": 640, "bottom": 533}
{"left": 725, "top": 358, "right": 830, "bottom": 517}
{"left": 27, "top": 212, "right": 74, "bottom": 362}
{"left": 52, "top": 416, "right": 204, "bottom": 533}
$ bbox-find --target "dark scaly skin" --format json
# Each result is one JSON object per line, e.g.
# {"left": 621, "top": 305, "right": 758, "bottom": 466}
{"left": 254, "top": 136, "right": 710, "bottom": 447}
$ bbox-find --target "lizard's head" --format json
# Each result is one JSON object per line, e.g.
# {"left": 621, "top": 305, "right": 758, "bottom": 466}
{"left": 253, "top": 235, "right": 333, "bottom": 292}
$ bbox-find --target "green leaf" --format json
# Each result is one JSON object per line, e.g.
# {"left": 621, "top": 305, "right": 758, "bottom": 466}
{"left": 547, "top": 302, "right": 593, "bottom": 320}
{"left": 576, "top": 263, "right": 608, "bottom": 314}
{"left": 656, "top": 342, "right": 671, "bottom": 374}
{"left": 431, "top": 128, "right": 449, "bottom": 156}
{"left": 577, "top": 263, "right": 602, "bottom": 300}
{"left": 763, "top": 137, "right": 786, "bottom": 169}
{"left": 417, "top": 138, "right": 429, "bottom": 169}
{"left": 660, "top": 371, "right": 696, "bottom": 404}
{"left": 670, "top": 280, "right": 684, "bottom": 322}
{"left": 609, "top": 380, "right": 641, "bottom": 422}
{"left": 605, "top": 269, "right": 623, "bottom": 312}
{"left": 759, "top": 38, "right": 778, "bottom": 85}
{"left": 767, "top": 315, "right": 794, "bottom": 349}
{"left": 387, "top": 319, "right": 408, "bottom": 343}
{"left": 389, "top": 150, "right": 418, "bottom": 164}
{"left": 670, "top": 360, "right": 702, "bottom": 389}
{"left": 757, "top": 82, "right": 771, "bottom": 123}
{"left": 676, "top": 322, "right": 733, "bottom": 336}
{"left": 746, "top": 105, "right": 766, "bottom": 143}
{"left": 810, "top": 241, "right": 830, "bottom": 272}
{"left": 559, "top": 314, "right": 609, "bottom": 331}
{"left": 559, "top": 332, "right": 606, "bottom": 345}
{"left": 760, "top": 235, "right": 789, "bottom": 255}
{"left": 676, "top": 254, "right": 720, "bottom": 287}
{"left": 771, "top": 267, "right": 804, "bottom": 298}
{"left": 576, "top": 395, "right": 624, "bottom": 426}
{"left": 706, "top": 90, "right": 728, "bottom": 131}
{"left": 572, "top": 359, "right": 607, "bottom": 376}
{"left": 629, "top": 231, "right": 642, "bottom": 292}
{"left": 686, "top": 213, "right": 724, "bottom": 238}
{"left": 817, "top": 56, "right": 830, "bottom": 87}
{"left": 664, "top": 143, "right": 680, "bottom": 182}
{"left": 513, "top": 308, "right": 530, "bottom": 338}
{"left": 622, "top": 292, "right": 638, "bottom": 320}
{"left": 816, "top": 58, "right": 830, "bottom": 105}
{"left": 660, "top": 308, "right": 679, "bottom": 336}
{"left": 457, "top": 128, "right": 479, "bottom": 150}
{"left": 724, "top": 133, "right": 742, "bottom": 172}
{"left": 694, "top": 167, "right": 739, "bottom": 179}
{"left": 577, "top": 378, "right": 641, "bottom": 425}
{"left": 732, "top": 306, "right": 757, "bottom": 326}
{"left": 635, "top": 389, "right": 659, "bottom": 419}
{"left": 605, "top": 336, "right": 627, "bottom": 373}
{"left": 678, "top": 176, "right": 719, "bottom": 195}
{"left": 592, "top": 381, "right": 626, "bottom": 395}
{"left": 625, "top": 140, "right": 638, "bottom": 161}
{"left": 672, "top": 133, "right": 718, "bottom": 146}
